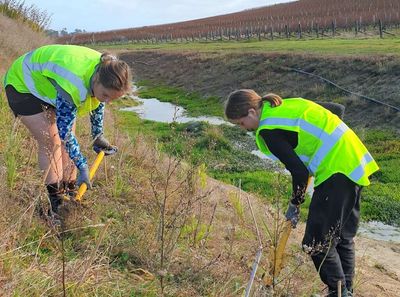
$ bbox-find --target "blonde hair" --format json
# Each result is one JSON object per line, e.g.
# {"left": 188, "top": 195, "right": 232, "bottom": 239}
{"left": 97, "top": 53, "right": 132, "bottom": 92}
{"left": 224, "top": 89, "right": 282, "bottom": 120}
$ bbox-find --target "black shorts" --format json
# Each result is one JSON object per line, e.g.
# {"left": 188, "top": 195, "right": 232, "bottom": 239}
{"left": 5, "top": 85, "right": 54, "bottom": 116}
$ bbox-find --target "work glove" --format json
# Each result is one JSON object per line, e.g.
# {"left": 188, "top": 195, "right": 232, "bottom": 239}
{"left": 285, "top": 202, "right": 300, "bottom": 228}
{"left": 93, "top": 134, "right": 118, "bottom": 155}
{"left": 77, "top": 165, "right": 92, "bottom": 189}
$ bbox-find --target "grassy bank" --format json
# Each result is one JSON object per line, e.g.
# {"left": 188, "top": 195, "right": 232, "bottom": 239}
{"left": 358, "top": 129, "right": 400, "bottom": 225}
{"left": 122, "top": 82, "right": 400, "bottom": 226}
{"left": 1, "top": 6, "right": 399, "bottom": 297}
{"left": 93, "top": 37, "right": 400, "bottom": 57}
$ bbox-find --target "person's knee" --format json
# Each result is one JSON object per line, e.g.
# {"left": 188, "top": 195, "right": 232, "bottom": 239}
{"left": 337, "top": 237, "right": 355, "bottom": 250}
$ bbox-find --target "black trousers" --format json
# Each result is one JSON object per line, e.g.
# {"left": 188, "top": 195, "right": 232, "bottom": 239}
{"left": 302, "top": 173, "right": 362, "bottom": 293}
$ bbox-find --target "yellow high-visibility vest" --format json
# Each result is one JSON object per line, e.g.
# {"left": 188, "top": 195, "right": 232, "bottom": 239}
{"left": 4, "top": 44, "right": 101, "bottom": 115}
{"left": 256, "top": 98, "right": 379, "bottom": 186}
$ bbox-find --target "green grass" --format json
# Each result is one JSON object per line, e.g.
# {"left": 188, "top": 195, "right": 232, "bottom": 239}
{"left": 212, "top": 170, "right": 290, "bottom": 200}
{"left": 137, "top": 80, "right": 223, "bottom": 117}
{"left": 116, "top": 107, "right": 266, "bottom": 170}
{"left": 93, "top": 37, "right": 400, "bottom": 56}
{"left": 357, "top": 128, "right": 400, "bottom": 225}
{"left": 212, "top": 170, "right": 312, "bottom": 221}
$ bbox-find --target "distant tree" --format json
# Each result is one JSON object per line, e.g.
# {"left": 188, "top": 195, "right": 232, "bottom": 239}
{"left": 60, "top": 27, "right": 68, "bottom": 36}
{"left": 45, "top": 29, "right": 59, "bottom": 38}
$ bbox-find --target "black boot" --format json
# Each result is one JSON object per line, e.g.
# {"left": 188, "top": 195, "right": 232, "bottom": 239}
{"left": 46, "top": 183, "right": 64, "bottom": 214}
{"left": 63, "top": 180, "right": 77, "bottom": 199}
{"left": 328, "top": 286, "right": 348, "bottom": 297}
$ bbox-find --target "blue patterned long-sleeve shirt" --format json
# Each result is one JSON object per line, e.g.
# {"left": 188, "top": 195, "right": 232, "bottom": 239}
{"left": 90, "top": 102, "right": 105, "bottom": 138}
{"left": 56, "top": 95, "right": 105, "bottom": 170}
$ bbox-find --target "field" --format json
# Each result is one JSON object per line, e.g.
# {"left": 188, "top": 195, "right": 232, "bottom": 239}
{"left": 58, "top": 0, "right": 400, "bottom": 44}
{"left": 93, "top": 37, "right": 400, "bottom": 56}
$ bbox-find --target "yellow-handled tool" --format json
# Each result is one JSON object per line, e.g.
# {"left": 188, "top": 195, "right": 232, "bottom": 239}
{"left": 263, "top": 219, "right": 292, "bottom": 287}
{"left": 75, "top": 151, "right": 105, "bottom": 202}
{"left": 264, "top": 177, "right": 312, "bottom": 286}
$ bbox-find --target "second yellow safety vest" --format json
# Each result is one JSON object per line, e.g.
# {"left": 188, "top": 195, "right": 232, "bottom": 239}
{"left": 255, "top": 98, "right": 379, "bottom": 187}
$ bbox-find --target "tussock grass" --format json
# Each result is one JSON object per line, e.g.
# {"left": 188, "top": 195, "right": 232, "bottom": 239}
{"left": 0, "top": 0, "right": 50, "bottom": 32}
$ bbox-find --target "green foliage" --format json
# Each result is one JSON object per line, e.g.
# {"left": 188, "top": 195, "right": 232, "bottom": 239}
{"left": 358, "top": 128, "right": 400, "bottom": 225}
{"left": 112, "top": 171, "right": 127, "bottom": 198}
{"left": 212, "top": 170, "right": 291, "bottom": 201}
{"left": 362, "top": 183, "right": 400, "bottom": 226}
{"left": 361, "top": 129, "right": 400, "bottom": 162}
{"left": 197, "top": 163, "right": 207, "bottom": 189}
{"left": 110, "top": 251, "right": 131, "bottom": 270}
{"left": 194, "top": 126, "right": 231, "bottom": 151}
{"left": 372, "top": 159, "right": 400, "bottom": 183}
{"left": 20, "top": 225, "right": 55, "bottom": 259}
{"left": 181, "top": 216, "right": 208, "bottom": 246}
{"left": 228, "top": 191, "right": 244, "bottom": 222}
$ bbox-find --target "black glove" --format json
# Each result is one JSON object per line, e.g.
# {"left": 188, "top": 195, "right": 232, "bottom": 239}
{"left": 285, "top": 202, "right": 300, "bottom": 228}
{"left": 77, "top": 165, "right": 92, "bottom": 189}
{"left": 93, "top": 134, "right": 118, "bottom": 155}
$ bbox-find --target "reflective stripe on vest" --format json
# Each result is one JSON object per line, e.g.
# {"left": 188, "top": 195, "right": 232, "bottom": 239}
{"left": 259, "top": 117, "right": 349, "bottom": 175}
{"left": 22, "top": 51, "right": 88, "bottom": 105}
{"left": 349, "top": 152, "right": 374, "bottom": 182}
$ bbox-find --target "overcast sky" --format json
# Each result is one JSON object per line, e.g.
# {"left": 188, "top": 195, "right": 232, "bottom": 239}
{"left": 23, "top": 0, "right": 294, "bottom": 32}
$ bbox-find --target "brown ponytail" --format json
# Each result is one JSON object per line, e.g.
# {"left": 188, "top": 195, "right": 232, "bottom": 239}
{"left": 225, "top": 89, "right": 282, "bottom": 120}
{"left": 97, "top": 53, "right": 132, "bottom": 92}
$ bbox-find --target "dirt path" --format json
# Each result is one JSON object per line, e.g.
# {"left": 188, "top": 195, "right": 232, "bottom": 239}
{"left": 353, "top": 237, "right": 400, "bottom": 297}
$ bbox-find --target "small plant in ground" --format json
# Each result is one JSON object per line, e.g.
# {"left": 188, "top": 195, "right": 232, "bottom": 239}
{"left": 147, "top": 142, "right": 213, "bottom": 295}
{"left": 228, "top": 190, "right": 245, "bottom": 222}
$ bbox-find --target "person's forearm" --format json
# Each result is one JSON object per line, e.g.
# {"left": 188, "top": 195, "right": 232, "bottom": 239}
{"left": 56, "top": 95, "right": 87, "bottom": 169}
{"left": 90, "top": 103, "right": 105, "bottom": 139}
{"left": 261, "top": 129, "right": 309, "bottom": 205}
